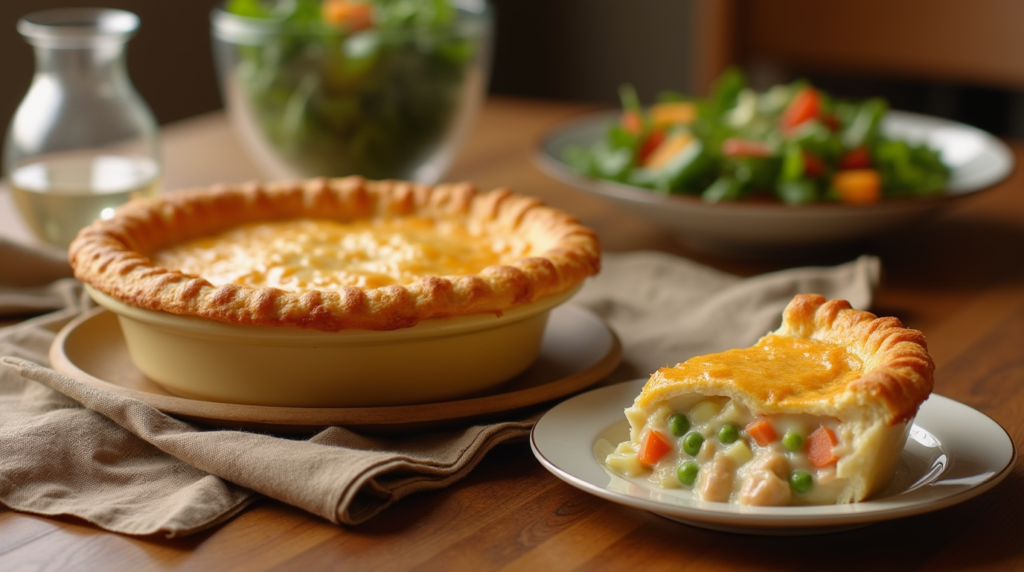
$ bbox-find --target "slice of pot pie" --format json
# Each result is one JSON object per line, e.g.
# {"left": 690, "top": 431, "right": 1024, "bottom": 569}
{"left": 69, "top": 177, "right": 600, "bottom": 331}
{"left": 605, "top": 294, "right": 934, "bottom": 506}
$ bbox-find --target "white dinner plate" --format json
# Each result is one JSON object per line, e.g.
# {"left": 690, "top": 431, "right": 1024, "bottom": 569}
{"left": 531, "top": 378, "right": 1016, "bottom": 535}
{"left": 536, "top": 110, "right": 1015, "bottom": 254}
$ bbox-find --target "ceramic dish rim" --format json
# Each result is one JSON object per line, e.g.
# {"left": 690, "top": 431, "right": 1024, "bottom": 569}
{"left": 85, "top": 284, "right": 580, "bottom": 344}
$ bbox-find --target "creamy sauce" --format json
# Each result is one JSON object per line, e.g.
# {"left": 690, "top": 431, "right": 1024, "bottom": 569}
{"left": 151, "top": 218, "right": 533, "bottom": 291}
{"left": 606, "top": 397, "right": 847, "bottom": 506}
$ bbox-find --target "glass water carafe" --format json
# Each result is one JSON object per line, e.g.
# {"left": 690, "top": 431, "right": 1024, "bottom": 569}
{"left": 3, "top": 8, "right": 161, "bottom": 248}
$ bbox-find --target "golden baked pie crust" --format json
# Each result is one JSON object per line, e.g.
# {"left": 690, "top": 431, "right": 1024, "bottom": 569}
{"left": 69, "top": 177, "right": 601, "bottom": 331}
{"left": 637, "top": 294, "right": 934, "bottom": 426}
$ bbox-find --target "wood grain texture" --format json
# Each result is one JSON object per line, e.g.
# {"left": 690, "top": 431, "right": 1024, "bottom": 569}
{"left": 1, "top": 97, "right": 1023, "bottom": 571}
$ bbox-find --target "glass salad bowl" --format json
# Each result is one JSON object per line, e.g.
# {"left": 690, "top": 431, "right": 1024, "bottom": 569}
{"left": 211, "top": 0, "right": 492, "bottom": 182}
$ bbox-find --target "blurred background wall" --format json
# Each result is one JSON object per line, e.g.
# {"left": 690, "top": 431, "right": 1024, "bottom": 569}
{"left": 487, "top": 0, "right": 698, "bottom": 103}
{"left": 3, "top": 0, "right": 1024, "bottom": 165}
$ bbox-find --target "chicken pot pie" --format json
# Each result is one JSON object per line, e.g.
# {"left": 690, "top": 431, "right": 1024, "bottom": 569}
{"left": 69, "top": 177, "right": 601, "bottom": 332}
{"left": 605, "top": 294, "right": 934, "bottom": 506}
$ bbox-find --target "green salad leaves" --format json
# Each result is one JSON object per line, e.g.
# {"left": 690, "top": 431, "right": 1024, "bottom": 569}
{"left": 566, "top": 69, "right": 951, "bottom": 205}
{"left": 222, "top": 0, "right": 482, "bottom": 179}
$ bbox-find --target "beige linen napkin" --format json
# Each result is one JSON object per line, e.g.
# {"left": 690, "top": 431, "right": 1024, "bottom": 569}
{"left": 572, "top": 251, "right": 880, "bottom": 381}
{"left": 0, "top": 236, "right": 879, "bottom": 537}
{"left": 0, "top": 237, "right": 81, "bottom": 319}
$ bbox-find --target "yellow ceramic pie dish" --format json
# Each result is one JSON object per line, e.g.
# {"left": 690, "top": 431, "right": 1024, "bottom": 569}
{"left": 70, "top": 177, "right": 601, "bottom": 407}
{"left": 86, "top": 284, "right": 577, "bottom": 407}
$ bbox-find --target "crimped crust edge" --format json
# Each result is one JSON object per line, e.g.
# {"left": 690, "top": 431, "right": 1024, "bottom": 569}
{"left": 637, "top": 294, "right": 935, "bottom": 426}
{"left": 69, "top": 177, "right": 601, "bottom": 332}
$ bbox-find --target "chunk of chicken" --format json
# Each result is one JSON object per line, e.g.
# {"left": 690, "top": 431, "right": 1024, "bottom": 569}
{"left": 738, "top": 469, "right": 792, "bottom": 506}
{"left": 748, "top": 451, "right": 790, "bottom": 479}
{"left": 697, "top": 440, "right": 716, "bottom": 463}
{"left": 697, "top": 454, "right": 736, "bottom": 502}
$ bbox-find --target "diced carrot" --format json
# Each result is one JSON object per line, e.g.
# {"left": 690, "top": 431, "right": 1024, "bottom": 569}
{"left": 621, "top": 111, "right": 644, "bottom": 135}
{"left": 806, "top": 426, "right": 840, "bottom": 467}
{"left": 643, "top": 132, "right": 694, "bottom": 169}
{"left": 745, "top": 418, "right": 778, "bottom": 447}
{"left": 637, "top": 129, "right": 666, "bottom": 163}
{"left": 839, "top": 147, "right": 873, "bottom": 170}
{"left": 637, "top": 429, "right": 672, "bottom": 465}
{"left": 650, "top": 102, "right": 697, "bottom": 128}
{"left": 833, "top": 169, "right": 882, "bottom": 205}
{"left": 322, "top": 0, "right": 373, "bottom": 31}
{"left": 802, "top": 150, "right": 825, "bottom": 177}
{"left": 780, "top": 87, "right": 821, "bottom": 132}
{"left": 721, "top": 138, "right": 771, "bottom": 159}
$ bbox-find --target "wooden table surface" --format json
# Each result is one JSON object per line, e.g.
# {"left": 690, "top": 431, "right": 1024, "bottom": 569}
{"left": 1, "top": 96, "right": 1022, "bottom": 571}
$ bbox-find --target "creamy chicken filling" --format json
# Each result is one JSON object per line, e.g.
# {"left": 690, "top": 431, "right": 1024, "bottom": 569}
{"left": 606, "top": 396, "right": 848, "bottom": 506}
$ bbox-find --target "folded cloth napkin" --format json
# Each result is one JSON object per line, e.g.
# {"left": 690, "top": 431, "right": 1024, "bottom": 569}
{"left": 0, "top": 235, "right": 879, "bottom": 537}
{"left": 571, "top": 251, "right": 881, "bottom": 381}
{"left": 0, "top": 237, "right": 80, "bottom": 319}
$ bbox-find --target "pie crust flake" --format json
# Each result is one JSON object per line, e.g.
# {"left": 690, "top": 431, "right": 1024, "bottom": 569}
{"left": 69, "top": 177, "right": 601, "bottom": 332}
{"left": 605, "top": 294, "right": 934, "bottom": 506}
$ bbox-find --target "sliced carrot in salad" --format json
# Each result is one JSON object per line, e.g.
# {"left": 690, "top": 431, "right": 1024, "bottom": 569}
{"left": 745, "top": 418, "right": 778, "bottom": 447}
{"left": 621, "top": 111, "right": 644, "bottom": 135}
{"left": 807, "top": 426, "right": 840, "bottom": 467}
{"left": 833, "top": 169, "right": 882, "bottom": 205}
{"left": 637, "top": 429, "right": 672, "bottom": 465}
{"left": 721, "top": 138, "right": 771, "bottom": 159}
{"left": 780, "top": 87, "right": 822, "bottom": 133}
{"left": 322, "top": 0, "right": 373, "bottom": 30}
{"left": 651, "top": 102, "right": 697, "bottom": 128}
{"left": 643, "top": 132, "right": 694, "bottom": 169}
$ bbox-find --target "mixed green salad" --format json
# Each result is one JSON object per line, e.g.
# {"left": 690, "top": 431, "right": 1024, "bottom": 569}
{"left": 222, "top": 0, "right": 484, "bottom": 179}
{"left": 565, "top": 69, "right": 951, "bottom": 205}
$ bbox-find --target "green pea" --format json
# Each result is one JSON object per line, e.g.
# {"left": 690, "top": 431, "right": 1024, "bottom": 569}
{"left": 782, "top": 430, "right": 804, "bottom": 452}
{"left": 682, "top": 432, "right": 705, "bottom": 456}
{"left": 717, "top": 423, "right": 740, "bottom": 444}
{"left": 668, "top": 413, "right": 690, "bottom": 437}
{"left": 790, "top": 470, "right": 813, "bottom": 494}
{"left": 677, "top": 461, "right": 699, "bottom": 486}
